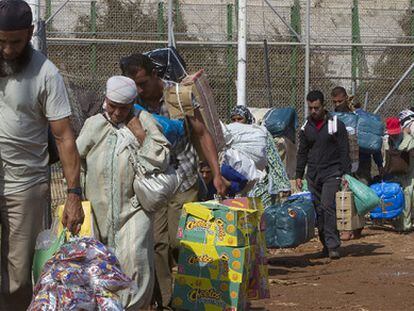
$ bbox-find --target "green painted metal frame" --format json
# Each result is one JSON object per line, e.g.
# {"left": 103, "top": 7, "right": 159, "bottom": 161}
{"left": 226, "top": 3, "right": 235, "bottom": 118}
{"left": 351, "top": 0, "right": 363, "bottom": 95}
{"left": 290, "top": 0, "right": 301, "bottom": 107}
{"left": 90, "top": 0, "right": 97, "bottom": 79}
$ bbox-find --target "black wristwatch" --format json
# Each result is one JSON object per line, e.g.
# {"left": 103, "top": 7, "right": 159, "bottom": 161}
{"left": 67, "top": 187, "right": 82, "bottom": 197}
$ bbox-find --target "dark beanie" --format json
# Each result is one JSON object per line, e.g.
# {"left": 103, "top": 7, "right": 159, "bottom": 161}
{"left": 0, "top": 0, "right": 33, "bottom": 31}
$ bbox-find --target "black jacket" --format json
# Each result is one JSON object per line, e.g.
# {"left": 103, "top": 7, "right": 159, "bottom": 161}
{"left": 296, "top": 112, "right": 351, "bottom": 181}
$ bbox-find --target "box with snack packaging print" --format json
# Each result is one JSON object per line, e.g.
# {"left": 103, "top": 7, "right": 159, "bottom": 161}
{"left": 176, "top": 201, "right": 258, "bottom": 247}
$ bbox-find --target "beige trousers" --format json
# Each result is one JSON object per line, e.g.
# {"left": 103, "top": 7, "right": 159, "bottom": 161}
{"left": 152, "top": 183, "right": 198, "bottom": 310}
{"left": 0, "top": 182, "right": 48, "bottom": 311}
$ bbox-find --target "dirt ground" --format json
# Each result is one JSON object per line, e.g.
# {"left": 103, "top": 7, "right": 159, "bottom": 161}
{"left": 250, "top": 225, "right": 414, "bottom": 311}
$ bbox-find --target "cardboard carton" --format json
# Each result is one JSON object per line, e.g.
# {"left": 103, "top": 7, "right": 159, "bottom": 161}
{"left": 336, "top": 191, "right": 365, "bottom": 230}
{"left": 177, "top": 240, "right": 251, "bottom": 283}
{"left": 172, "top": 274, "right": 247, "bottom": 311}
{"left": 221, "top": 197, "right": 265, "bottom": 231}
{"left": 177, "top": 202, "right": 258, "bottom": 247}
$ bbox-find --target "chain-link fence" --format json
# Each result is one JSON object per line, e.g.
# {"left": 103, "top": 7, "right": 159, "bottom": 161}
{"left": 40, "top": 0, "right": 414, "bottom": 206}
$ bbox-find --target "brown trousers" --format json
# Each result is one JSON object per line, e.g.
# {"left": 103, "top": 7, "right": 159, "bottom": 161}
{"left": 152, "top": 183, "right": 198, "bottom": 310}
{"left": 0, "top": 182, "right": 48, "bottom": 311}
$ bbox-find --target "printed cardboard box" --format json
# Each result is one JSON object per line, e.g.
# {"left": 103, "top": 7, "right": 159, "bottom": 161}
{"left": 221, "top": 197, "right": 265, "bottom": 231}
{"left": 177, "top": 240, "right": 251, "bottom": 283}
{"left": 247, "top": 262, "right": 270, "bottom": 300}
{"left": 172, "top": 274, "right": 247, "bottom": 311}
{"left": 177, "top": 202, "right": 258, "bottom": 247}
{"left": 220, "top": 198, "right": 270, "bottom": 299}
{"left": 247, "top": 233, "right": 270, "bottom": 300}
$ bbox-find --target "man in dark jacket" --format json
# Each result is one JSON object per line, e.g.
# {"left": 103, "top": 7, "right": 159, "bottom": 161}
{"left": 296, "top": 90, "right": 351, "bottom": 259}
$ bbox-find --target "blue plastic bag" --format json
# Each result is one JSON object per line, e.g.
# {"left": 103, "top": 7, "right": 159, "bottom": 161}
{"left": 332, "top": 112, "right": 358, "bottom": 130}
{"left": 370, "top": 182, "right": 404, "bottom": 219}
{"left": 263, "top": 107, "right": 298, "bottom": 142}
{"left": 221, "top": 164, "right": 248, "bottom": 195}
{"left": 288, "top": 191, "right": 313, "bottom": 202}
{"left": 264, "top": 196, "right": 315, "bottom": 248}
{"left": 357, "top": 112, "right": 384, "bottom": 152}
{"left": 134, "top": 104, "right": 185, "bottom": 146}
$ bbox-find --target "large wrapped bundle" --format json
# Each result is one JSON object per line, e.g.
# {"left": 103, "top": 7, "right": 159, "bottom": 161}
{"left": 192, "top": 72, "right": 226, "bottom": 152}
{"left": 333, "top": 112, "right": 359, "bottom": 172}
{"left": 357, "top": 112, "right": 384, "bottom": 152}
{"left": 134, "top": 103, "right": 185, "bottom": 146}
{"left": 223, "top": 122, "right": 268, "bottom": 171}
{"left": 333, "top": 112, "right": 358, "bottom": 129}
{"left": 164, "top": 70, "right": 225, "bottom": 153}
{"left": 264, "top": 196, "right": 315, "bottom": 248}
{"left": 29, "top": 237, "right": 133, "bottom": 311}
{"left": 248, "top": 107, "right": 270, "bottom": 125}
{"left": 370, "top": 182, "right": 405, "bottom": 219}
{"left": 144, "top": 46, "right": 187, "bottom": 82}
{"left": 263, "top": 107, "right": 297, "bottom": 143}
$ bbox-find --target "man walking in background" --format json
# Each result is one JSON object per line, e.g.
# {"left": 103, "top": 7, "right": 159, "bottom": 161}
{"left": 296, "top": 90, "right": 351, "bottom": 259}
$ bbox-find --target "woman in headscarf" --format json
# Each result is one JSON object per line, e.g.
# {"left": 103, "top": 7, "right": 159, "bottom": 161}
{"left": 76, "top": 76, "right": 170, "bottom": 310}
{"left": 229, "top": 105, "right": 290, "bottom": 206}
{"left": 230, "top": 105, "right": 255, "bottom": 124}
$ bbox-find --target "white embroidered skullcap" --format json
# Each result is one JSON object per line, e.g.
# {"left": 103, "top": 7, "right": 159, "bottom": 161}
{"left": 105, "top": 76, "right": 137, "bottom": 105}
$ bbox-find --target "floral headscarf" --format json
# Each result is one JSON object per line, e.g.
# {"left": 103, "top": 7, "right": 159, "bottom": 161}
{"left": 230, "top": 105, "right": 255, "bottom": 124}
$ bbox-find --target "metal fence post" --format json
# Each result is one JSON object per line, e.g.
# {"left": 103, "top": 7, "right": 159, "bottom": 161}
{"left": 226, "top": 3, "right": 234, "bottom": 118}
{"left": 351, "top": 0, "right": 362, "bottom": 96}
{"left": 90, "top": 0, "right": 97, "bottom": 79}
{"left": 304, "top": 0, "right": 310, "bottom": 118}
{"left": 157, "top": 1, "right": 164, "bottom": 43}
{"left": 174, "top": 0, "right": 182, "bottom": 29}
{"left": 290, "top": 0, "right": 301, "bottom": 108}
{"left": 45, "top": 0, "right": 51, "bottom": 31}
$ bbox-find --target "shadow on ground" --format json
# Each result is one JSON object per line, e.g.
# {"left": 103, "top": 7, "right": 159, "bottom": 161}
{"left": 267, "top": 242, "right": 391, "bottom": 271}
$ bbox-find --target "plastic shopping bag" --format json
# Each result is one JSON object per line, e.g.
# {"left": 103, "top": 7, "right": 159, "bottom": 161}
{"left": 344, "top": 174, "right": 381, "bottom": 215}
{"left": 32, "top": 229, "right": 66, "bottom": 283}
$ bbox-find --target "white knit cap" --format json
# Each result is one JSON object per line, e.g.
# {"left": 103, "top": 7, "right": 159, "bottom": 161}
{"left": 105, "top": 76, "right": 137, "bottom": 105}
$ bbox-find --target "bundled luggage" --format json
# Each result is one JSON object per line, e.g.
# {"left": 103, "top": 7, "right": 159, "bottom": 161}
{"left": 222, "top": 122, "right": 268, "bottom": 170}
{"left": 333, "top": 112, "right": 359, "bottom": 172}
{"left": 333, "top": 112, "right": 358, "bottom": 130}
{"left": 263, "top": 107, "right": 297, "bottom": 143}
{"left": 144, "top": 46, "right": 187, "bottom": 82}
{"left": 264, "top": 196, "right": 315, "bottom": 248}
{"left": 369, "top": 182, "right": 405, "bottom": 219}
{"left": 357, "top": 111, "right": 384, "bottom": 153}
{"left": 164, "top": 70, "right": 226, "bottom": 153}
{"left": 344, "top": 174, "right": 381, "bottom": 215}
{"left": 29, "top": 237, "right": 132, "bottom": 311}
{"left": 134, "top": 104, "right": 184, "bottom": 146}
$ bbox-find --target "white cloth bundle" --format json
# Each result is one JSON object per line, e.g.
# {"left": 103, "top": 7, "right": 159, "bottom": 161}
{"left": 222, "top": 122, "right": 268, "bottom": 170}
